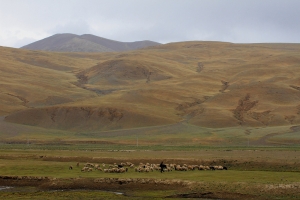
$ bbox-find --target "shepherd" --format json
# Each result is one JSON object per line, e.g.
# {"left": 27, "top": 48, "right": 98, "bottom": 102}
{"left": 159, "top": 161, "right": 167, "bottom": 173}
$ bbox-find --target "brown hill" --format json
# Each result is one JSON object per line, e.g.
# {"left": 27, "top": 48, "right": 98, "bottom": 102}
{"left": 2, "top": 42, "right": 300, "bottom": 134}
{"left": 20, "top": 33, "right": 161, "bottom": 52}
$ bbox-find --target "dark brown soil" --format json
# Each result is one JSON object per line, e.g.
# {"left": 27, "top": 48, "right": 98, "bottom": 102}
{"left": 0, "top": 176, "right": 261, "bottom": 199}
{"left": 167, "top": 192, "right": 259, "bottom": 200}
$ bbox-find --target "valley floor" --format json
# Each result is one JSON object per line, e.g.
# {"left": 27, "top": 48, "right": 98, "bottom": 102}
{"left": 0, "top": 147, "right": 299, "bottom": 199}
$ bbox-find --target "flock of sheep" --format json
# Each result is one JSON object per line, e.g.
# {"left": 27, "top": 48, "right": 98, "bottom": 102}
{"left": 72, "top": 161, "right": 227, "bottom": 173}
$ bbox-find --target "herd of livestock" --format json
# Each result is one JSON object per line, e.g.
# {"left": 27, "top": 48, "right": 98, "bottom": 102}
{"left": 75, "top": 161, "right": 228, "bottom": 173}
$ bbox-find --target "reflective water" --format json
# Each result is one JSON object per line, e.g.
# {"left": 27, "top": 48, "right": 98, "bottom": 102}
{"left": 0, "top": 186, "right": 13, "bottom": 191}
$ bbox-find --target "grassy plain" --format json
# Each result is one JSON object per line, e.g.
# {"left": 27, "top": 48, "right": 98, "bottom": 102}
{"left": 0, "top": 145, "right": 300, "bottom": 199}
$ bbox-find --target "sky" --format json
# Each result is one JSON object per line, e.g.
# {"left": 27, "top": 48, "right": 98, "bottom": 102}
{"left": 0, "top": 0, "right": 300, "bottom": 48}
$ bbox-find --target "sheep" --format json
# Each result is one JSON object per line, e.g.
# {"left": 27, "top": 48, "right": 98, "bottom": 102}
{"left": 129, "top": 164, "right": 135, "bottom": 168}
{"left": 149, "top": 167, "right": 154, "bottom": 172}
{"left": 81, "top": 167, "right": 89, "bottom": 172}
{"left": 213, "top": 165, "right": 228, "bottom": 170}
{"left": 85, "top": 163, "right": 94, "bottom": 168}
{"left": 204, "top": 165, "right": 210, "bottom": 170}
{"left": 214, "top": 165, "right": 223, "bottom": 170}
{"left": 181, "top": 166, "right": 188, "bottom": 171}
{"left": 187, "top": 165, "right": 195, "bottom": 170}
{"left": 69, "top": 165, "right": 73, "bottom": 170}
{"left": 135, "top": 166, "right": 152, "bottom": 173}
{"left": 198, "top": 165, "right": 205, "bottom": 170}
{"left": 138, "top": 167, "right": 145, "bottom": 172}
{"left": 145, "top": 167, "right": 151, "bottom": 172}
{"left": 175, "top": 165, "right": 187, "bottom": 171}
{"left": 175, "top": 165, "right": 181, "bottom": 171}
{"left": 119, "top": 168, "right": 126, "bottom": 173}
{"left": 97, "top": 161, "right": 227, "bottom": 174}
{"left": 169, "top": 164, "right": 176, "bottom": 169}
{"left": 165, "top": 167, "right": 172, "bottom": 172}
{"left": 95, "top": 166, "right": 102, "bottom": 171}
{"left": 113, "top": 168, "right": 120, "bottom": 173}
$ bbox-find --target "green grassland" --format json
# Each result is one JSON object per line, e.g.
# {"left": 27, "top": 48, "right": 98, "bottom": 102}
{"left": 1, "top": 116, "right": 300, "bottom": 148}
{"left": 0, "top": 147, "right": 300, "bottom": 199}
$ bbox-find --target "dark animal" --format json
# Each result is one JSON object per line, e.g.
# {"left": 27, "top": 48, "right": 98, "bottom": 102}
{"left": 209, "top": 166, "right": 215, "bottom": 170}
{"left": 118, "top": 164, "right": 123, "bottom": 168}
{"left": 69, "top": 166, "right": 73, "bottom": 170}
{"left": 223, "top": 166, "right": 228, "bottom": 170}
{"left": 159, "top": 162, "right": 167, "bottom": 173}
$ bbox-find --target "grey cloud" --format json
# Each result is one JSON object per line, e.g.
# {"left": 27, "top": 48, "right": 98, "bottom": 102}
{"left": 13, "top": 37, "right": 37, "bottom": 48}
{"left": 49, "top": 21, "right": 92, "bottom": 35}
{"left": 1, "top": 0, "right": 300, "bottom": 47}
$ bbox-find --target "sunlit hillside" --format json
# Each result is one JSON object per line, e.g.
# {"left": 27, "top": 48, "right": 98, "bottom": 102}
{"left": 1, "top": 42, "right": 300, "bottom": 144}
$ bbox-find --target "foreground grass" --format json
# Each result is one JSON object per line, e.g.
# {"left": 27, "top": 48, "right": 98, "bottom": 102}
{"left": 0, "top": 147, "right": 300, "bottom": 199}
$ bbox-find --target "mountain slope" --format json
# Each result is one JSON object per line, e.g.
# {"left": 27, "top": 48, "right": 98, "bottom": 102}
{"left": 2, "top": 42, "right": 300, "bottom": 133}
{"left": 20, "top": 33, "right": 161, "bottom": 52}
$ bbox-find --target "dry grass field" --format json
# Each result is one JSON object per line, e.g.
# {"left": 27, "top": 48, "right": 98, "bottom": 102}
{"left": 0, "top": 42, "right": 300, "bottom": 132}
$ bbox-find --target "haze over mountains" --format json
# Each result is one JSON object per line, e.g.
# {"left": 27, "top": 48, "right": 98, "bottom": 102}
{"left": 1, "top": 37, "right": 300, "bottom": 144}
{"left": 21, "top": 33, "right": 161, "bottom": 52}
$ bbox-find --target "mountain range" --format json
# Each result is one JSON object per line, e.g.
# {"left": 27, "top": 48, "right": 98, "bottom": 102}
{"left": 1, "top": 38, "right": 300, "bottom": 145}
{"left": 21, "top": 33, "right": 161, "bottom": 52}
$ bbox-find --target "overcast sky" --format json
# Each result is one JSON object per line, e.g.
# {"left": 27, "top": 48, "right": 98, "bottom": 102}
{"left": 1, "top": 0, "right": 300, "bottom": 48}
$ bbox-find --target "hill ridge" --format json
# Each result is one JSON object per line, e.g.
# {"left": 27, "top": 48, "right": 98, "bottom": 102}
{"left": 21, "top": 33, "right": 161, "bottom": 52}
{"left": 2, "top": 41, "right": 300, "bottom": 137}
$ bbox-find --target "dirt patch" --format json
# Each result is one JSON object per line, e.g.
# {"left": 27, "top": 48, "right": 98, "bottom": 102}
{"left": 0, "top": 176, "right": 185, "bottom": 193}
{"left": 167, "top": 191, "right": 257, "bottom": 199}
{"left": 197, "top": 62, "right": 204, "bottom": 72}
{"left": 233, "top": 94, "right": 258, "bottom": 125}
{"left": 290, "top": 85, "right": 300, "bottom": 91}
{"left": 0, "top": 176, "right": 50, "bottom": 188}
{"left": 219, "top": 80, "right": 229, "bottom": 93}
{"left": 290, "top": 125, "right": 300, "bottom": 132}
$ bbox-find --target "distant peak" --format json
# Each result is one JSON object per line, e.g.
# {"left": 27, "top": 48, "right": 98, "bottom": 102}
{"left": 20, "top": 33, "right": 161, "bottom": 52}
